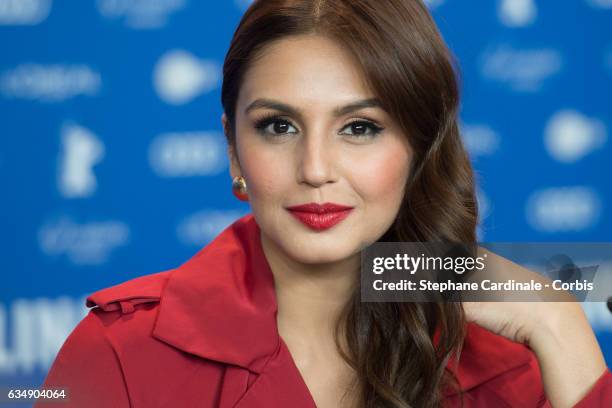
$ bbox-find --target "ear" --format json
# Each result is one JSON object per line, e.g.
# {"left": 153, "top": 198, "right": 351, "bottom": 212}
{"left": 222, "top": 113, "right": 241, "bottom": 179}
{"left": 227, "top": 145, "right": 242, "bottom": 180}
{"left": 221, "top": 112, "right": 230, "bottom": 138}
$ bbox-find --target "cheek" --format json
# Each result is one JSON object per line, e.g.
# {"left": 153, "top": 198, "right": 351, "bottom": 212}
{"left": 238, "top": 143, "right": 292, "bottom": 199}
{"left": 348, "top": 144, "right": 411, "bottom": 203}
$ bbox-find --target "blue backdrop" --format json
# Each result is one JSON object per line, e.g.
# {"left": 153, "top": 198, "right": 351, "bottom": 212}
{"left": 1, "top": 0, "right": 611, "bottom": 400}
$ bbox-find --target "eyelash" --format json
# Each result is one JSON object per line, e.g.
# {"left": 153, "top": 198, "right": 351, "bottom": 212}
{"left": 253, "top": 113, "right": 385, "bottom": 139}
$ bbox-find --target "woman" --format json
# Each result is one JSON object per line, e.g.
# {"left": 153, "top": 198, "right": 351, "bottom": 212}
{"left": 37, "top": 0, "right": 611, "bottom": 407}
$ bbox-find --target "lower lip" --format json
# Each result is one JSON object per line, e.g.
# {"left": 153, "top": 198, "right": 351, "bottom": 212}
{"left": 287, "top": 209, "right": 353, "bottom": 231}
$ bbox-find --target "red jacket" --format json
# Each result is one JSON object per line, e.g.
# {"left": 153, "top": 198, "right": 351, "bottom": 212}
{"left": 36, "top": 214, "right": 612, "bottom": 407}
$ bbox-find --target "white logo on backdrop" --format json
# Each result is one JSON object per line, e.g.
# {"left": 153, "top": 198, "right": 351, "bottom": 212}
{"left": 461, "top": 124, "right": 501, "bottom": 157}
{"left": 57, "top": 123, "right": 105, "bottom": 198}
{"left": 477, "top": 189, "right": 491, "bottom": 222}
{"left": 498, "top": 0, "right": 537, "bottom": 27}
{"left": 235, "top": 0, "right": 446, "bottom": 12}
{"left": 423, "top": 0, "right": 445, "bottom": 9}
{"left": 96, "top": 0, "right": 186, "bottom": 29}
{"left": 153, "top": 50, "right": 222, "bottom": 105}
{"left": 526, "top": 186, "right": 602, "bottom": 232}
{"left": 586, "top": 0, "right": 612, "bottom": 8}
{"left": 38, "top": 217, "right": 130, "bottom": 265}
{"left": 177, "top": 210, "right": 248, "bottom": 247}
{"left": 0, "top": 0, "right": 51, "bottom": 25}
{"left": 480, "top": 45, "right": 563, "bottom": 92}
{"left": 582, "top": 301, "right": 612, "bottom": 333}
{"left": 0, "top": 297, "right": 87, "bottom": 374}
{"left": 148, "top": 131, "right": 227, "bottom": 177}
{"left": 475, "top": 189, "right": 491, "bottom": 241}
{"left": 0, "top": 64, "right": 101, "bottom": 102}
{"left": 544, "top": 110, "right": 607, "bottom": 163}
{"left": 234, "top": 0, "right": 254, "bottom": 10}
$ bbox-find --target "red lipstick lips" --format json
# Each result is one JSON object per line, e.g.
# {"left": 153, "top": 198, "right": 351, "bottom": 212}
{"left": 285, "top": 202, "right": 354, "bottom": 231}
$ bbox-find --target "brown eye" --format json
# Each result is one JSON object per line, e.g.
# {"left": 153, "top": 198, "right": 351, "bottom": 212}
{"left": 272, "top": 121, "right": 291, "bottom": 134}
{"left": 350, "top": 122, "right": 368, "bottom": 135}
{"left": 254, "top": 115, "right": 298, "bottom": 136}
{"left": 340, "top": 120, "right": 384, "bottom": 138}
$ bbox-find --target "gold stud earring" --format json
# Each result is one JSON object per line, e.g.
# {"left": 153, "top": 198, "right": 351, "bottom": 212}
{"left": 232, "top": 176, "right": 249, "bottom": 201}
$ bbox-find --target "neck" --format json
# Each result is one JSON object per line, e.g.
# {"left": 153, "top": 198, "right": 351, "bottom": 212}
{"left": 259, "top": 230, "right": 359, "bottom": 345}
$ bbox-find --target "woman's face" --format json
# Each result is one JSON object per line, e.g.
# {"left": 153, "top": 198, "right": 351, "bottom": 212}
{"left": 223, "top": 34, "right": 413, "bottom": 265}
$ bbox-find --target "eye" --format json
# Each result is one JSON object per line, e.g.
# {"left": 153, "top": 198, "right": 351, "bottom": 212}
{"left": 340, "top": 120, "right": 384, "bottom": 138}
{"left": 253, "top": 114, "right": 298, "bottom": 137}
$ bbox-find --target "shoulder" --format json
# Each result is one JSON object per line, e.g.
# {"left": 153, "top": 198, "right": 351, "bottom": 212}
{"left": 77, "top": 269, "right": 177, "bottom": 351}
{"left": 48, "top": 268, "right": 178, "bottom": 364}
{"left": 453, "top": 323, "right": 546, "bottom": 405}
{"left": 39, "top": 271, "right": 176, "bottom": 407}
{"left": 85, "top": 268, "right": 174, "bottom": 313}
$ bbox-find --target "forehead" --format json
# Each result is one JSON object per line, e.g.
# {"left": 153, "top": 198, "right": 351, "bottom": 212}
{"left": 238, "top": 34, "right": 374, "bottom": 108}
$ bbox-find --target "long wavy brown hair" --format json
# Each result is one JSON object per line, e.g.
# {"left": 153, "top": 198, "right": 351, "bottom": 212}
{"left": 221, "top": 0, "right": 478, "bottom": 406}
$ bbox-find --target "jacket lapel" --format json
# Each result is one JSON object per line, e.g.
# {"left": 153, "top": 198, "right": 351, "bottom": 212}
{"left": 152, "top": 214, "right": 279, "bottom": 373}
{"left": 444, "top": 322, "right": 534, "bottom": 397}
{"left": 151, "top": 213, "right": 534, "bottom": 406}
{"left": 234, "top": 339, "right": 317, "bottom": 407}
{"left": 151, "top": 214, "right": 316, "bottom": 407}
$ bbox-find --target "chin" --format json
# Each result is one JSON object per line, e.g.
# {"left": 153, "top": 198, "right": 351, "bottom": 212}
{"left": 284, "top": 242, "right": 357, "bottom": 265}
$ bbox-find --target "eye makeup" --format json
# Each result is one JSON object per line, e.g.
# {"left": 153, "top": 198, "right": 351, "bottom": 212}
{"left": 253, "top": 113, "right": 297, "bottom": 136}
{"left": 252, "top": 113, "right": 385, "bottom": 139}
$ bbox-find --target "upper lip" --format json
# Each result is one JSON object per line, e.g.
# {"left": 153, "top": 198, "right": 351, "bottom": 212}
{"left": 286, "top": 202, "right": 354, "bottom": 213}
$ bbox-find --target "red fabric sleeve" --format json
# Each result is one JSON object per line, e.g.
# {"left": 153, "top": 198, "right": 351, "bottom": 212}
{"left": 537, "top": 369, "right": 612, "bottom": 408}
{"left": 572, "top": 369, "right": 612, "bottom": 408}
{"left": 33, "top": 310, "right": 130, "bottom": 408}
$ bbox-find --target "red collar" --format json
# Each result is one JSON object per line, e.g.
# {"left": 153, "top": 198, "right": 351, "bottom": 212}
{"left": 152, "top": 214, "right": 279, "bottom": 373}
{"left": 150, "top": 214, "right": 533, "bottom": 392}
{"left": 444, "top": 322, "right": 532, "bottom": 395}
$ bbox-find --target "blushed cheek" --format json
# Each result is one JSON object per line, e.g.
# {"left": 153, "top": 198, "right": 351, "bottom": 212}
{"left": 239, "top": 143, "right": 293, "bottom": 201}
{"left": 352, "top": 149, "right": 411, "bottom": 205}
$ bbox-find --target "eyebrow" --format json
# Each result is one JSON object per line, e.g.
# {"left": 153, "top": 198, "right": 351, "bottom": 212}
{"left": 244, "top": 97, "right": 384, "bottom": 119}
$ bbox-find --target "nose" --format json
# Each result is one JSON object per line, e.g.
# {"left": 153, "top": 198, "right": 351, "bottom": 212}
{"left": 296, "top": 129, "right": 337, "bottom": 188}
